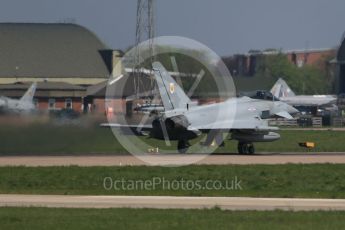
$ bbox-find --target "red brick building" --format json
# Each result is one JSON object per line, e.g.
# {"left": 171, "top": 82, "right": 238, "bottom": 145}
{"left": 223, "top": 48, "right": 336, "bottom": 77}
{"left": 0, "top": 82, "right": 86, "bottom": 112}
{"left": 286, "top": 48, "right": 336, "bottom": 68}
{"left": 85, "top": 73, "right": 154, "bottom": 115}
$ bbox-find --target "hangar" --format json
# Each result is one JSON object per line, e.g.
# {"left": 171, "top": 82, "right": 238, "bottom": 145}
{"left": 0, "top": 23, "right": 117, "bottom": 85}
{"left": 0, "top": 23, "right": 123, "bottom": 112}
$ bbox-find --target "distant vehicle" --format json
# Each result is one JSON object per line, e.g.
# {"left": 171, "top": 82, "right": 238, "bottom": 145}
{"left": 270, "top": 78, "right": 337, "bottom": 107}
{"left": 102, "top": 62, "right": 298, "bottom": 154}
{"left": 0, "top": 83, "right": 37, "bottom": 114}
{"left": 50, "top": 108, "right": 80, "bottom": 120}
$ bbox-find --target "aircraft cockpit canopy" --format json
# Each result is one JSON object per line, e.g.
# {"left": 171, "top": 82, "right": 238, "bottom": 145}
{"left": 239, "top": 90, "right": 280, "bottom": 101}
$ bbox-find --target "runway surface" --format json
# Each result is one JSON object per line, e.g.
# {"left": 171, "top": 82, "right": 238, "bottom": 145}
{"left": 0, "top": 153, "right": 345, "bottom": 166}
{"left": 282, "top": 127, "right": 345, "bottom": 131}
{"left": 1, "top": 194, "right": 345, "bottom": 211}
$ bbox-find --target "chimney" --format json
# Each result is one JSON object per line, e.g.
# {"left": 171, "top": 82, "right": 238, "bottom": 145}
{"left": 112, "top": 50, "right": 123, "bottom": 77}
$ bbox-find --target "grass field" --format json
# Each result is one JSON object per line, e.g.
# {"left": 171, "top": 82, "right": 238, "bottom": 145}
{"left": 0, "top": 207, "right": 344, "bottom": 230}
{"left": 1, "top": 164, "right": 345, "bottom": 198}
{"left": 0, "top": 122, "right": 345, "bottom": 154}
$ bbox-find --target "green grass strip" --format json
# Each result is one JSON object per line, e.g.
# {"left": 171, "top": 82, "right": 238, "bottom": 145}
{"left": 0, "top": 123, "right": 345, "bottom": 154}
{"left": 1, "top": 164, "right": 345, "bottom": 198}
{"left": 0, "top": 207, "right": 345, "bottom": 230}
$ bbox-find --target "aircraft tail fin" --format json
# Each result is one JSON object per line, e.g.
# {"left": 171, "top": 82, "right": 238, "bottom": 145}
{"left": 20, "top": 82, "right": 37, "bottom": 102}
{"left": 152, "top": 62, "right": 192, "bottom": 111}
{"left": 270, "top": 78, "right": 295, "bottom": 98}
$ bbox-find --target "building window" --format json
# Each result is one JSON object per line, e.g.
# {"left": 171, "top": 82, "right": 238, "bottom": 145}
{"left": 33, "top": 98, "right": 39, "bottom": 108}
{"left": 65, "top": 98, "right": 73, "bottom": 109}
{"left": 48, "top": 98, "right": 56, "bottom": 110}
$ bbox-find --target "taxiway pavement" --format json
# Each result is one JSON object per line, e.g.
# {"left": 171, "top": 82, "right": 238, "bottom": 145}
{"left": 1, "top": 194, "right": 345, "bottom": 211}
{"left": 0, "top": 153, "right": 345, "bottom": 166}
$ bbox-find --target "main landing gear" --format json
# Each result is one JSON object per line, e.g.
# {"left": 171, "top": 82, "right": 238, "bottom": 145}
{"left": 237, "top": 142, "right": 255, "bottom": 155}
{"left": 177, "top": 139, "right": 190, "bottom": 153}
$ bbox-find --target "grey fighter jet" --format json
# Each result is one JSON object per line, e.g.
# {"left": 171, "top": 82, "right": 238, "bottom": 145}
{"left": 103, "top": 63, "right": 298, "bottom": 154}
{"left": 270, "top": 78, "right": 337, "bottom": 107}
{"left": 0, "top": 82, "right": 37, "bottom": 113}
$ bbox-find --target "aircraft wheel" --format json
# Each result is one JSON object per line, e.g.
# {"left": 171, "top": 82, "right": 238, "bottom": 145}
{"left": 237, "top": 142, "right": 243, "bottom": 154}
{"left": 238, "top": 142, "right": 247, "bottom": 155}
{"left": 248, "top": 144, "right": 255, "bottom": 155}
{"left": 238, "top": 143, "right": 254, "bottom": 155}
{"left": 178, "top": 140, "right": 189, "bottom": 153}
{"left": 242, "top": 144, "right": 249, "bottom": 155}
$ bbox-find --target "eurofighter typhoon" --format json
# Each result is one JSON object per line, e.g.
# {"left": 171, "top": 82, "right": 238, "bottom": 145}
{"left": 103, "top": 63, "right": 298, "bottom": 154}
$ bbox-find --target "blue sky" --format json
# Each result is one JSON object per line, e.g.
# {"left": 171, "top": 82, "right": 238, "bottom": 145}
{"left": 0, "top": 0, "right": 344, "bottom": 55}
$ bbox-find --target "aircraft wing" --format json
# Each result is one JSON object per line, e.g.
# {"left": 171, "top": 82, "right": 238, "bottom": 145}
{"left": 274, "top": 111, "right": 293, "bottom": 119}
{"left": 188, "top": 117, "right": 278, "bottom": 131}
{"left": 100, "top": 123, "right": 152, "bottom": 128}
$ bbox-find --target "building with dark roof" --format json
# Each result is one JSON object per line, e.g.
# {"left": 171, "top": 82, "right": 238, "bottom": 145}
{"left": 0, "top": 23, "right": 121, "bottom": 85}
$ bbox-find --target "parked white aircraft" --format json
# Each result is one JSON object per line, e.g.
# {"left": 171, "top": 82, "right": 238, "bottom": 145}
{"left": 270, "top": 78, "right": 337, "bottom": 107}
{"left": 0, "top": 83, "right": 37, "bottom": 113}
